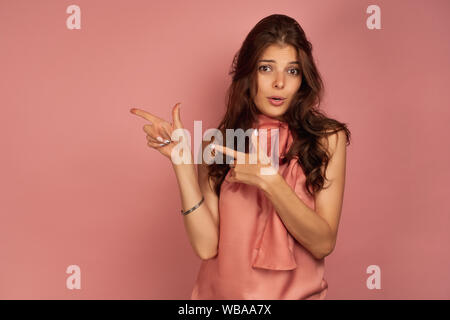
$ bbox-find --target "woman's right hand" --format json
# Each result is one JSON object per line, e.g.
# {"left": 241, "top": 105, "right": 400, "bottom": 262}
{"left": 130, "top": 102, "right": 190, "bottom": 162}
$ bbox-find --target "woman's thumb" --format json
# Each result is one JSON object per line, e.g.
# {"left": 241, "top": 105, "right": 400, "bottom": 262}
{"left": 172, "top": 102, "right": 183, "bottom": 129}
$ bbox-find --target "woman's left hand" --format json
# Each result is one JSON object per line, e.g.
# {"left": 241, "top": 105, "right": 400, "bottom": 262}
{"left": 212, "top": 129, "right": 280, "bottom": 189}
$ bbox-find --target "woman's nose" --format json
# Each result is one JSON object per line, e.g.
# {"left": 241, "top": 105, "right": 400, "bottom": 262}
{"left": 273, "top": 73, "right": 284, "bottom": 88}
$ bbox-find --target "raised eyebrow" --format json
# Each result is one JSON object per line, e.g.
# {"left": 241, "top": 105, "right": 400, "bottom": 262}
{"left": 258, "top": 59, "right": 300, "bottom": 65}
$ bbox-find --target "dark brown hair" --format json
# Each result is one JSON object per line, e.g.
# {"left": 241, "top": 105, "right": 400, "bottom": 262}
{"left": 207, "top": 14, "right": 351, "bottom": 198}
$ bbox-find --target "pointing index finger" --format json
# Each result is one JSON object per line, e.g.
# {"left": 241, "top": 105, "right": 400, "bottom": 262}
{"left": 214, "top": 144, "right": 247, "bottom": 164}
{"left": 130, "top": 108, "right": 159, "bottom": 124}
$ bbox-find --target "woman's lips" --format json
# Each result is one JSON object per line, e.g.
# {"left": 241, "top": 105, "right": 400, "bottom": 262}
{"left": 267, "top": 97, "right": 285, "bottom": 106}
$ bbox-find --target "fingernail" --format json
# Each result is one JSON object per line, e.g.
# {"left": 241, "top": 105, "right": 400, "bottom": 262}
{"left": 156, "top": 137, "right": 164, "bottom": 142}
{"left": 164, "top": 139, "right": 170, "bottom": 144}
{"left": 254, "top": 129, "right": 258, "bottom": 136}
{"left": 159, "top": 143, "right": 166, "bottom": 146}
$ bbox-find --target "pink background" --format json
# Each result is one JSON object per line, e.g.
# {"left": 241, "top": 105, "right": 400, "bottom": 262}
{"left": 1, "top": 0, "right": 449, "bottom": 299}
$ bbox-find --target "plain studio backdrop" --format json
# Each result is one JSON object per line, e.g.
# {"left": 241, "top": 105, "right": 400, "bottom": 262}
{"left": 0, "top": 0, "right": 449, "bottom": 299}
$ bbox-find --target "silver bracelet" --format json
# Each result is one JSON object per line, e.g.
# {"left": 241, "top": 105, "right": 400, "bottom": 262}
{"left": 181, "top": 196, "right": 205, "bottom": 215}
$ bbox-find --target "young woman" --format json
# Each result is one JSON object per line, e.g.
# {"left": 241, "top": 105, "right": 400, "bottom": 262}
{"left": 130, "top": 14, "right": 350, "bottom": 300}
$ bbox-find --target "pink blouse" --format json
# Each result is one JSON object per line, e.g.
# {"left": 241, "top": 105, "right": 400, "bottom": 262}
{"left": 190, "top": 113, "right": 328, "bottom": 300}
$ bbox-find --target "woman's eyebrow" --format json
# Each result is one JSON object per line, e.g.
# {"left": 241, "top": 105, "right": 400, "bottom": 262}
{"left": 258, "top": 59, "right": 300, "bottom": 65}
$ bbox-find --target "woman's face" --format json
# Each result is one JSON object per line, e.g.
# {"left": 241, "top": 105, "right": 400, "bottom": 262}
{"left": 252, "top": 44, "right": 302, "bottom": 121}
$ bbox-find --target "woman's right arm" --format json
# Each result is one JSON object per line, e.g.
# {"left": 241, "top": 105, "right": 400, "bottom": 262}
{"left": 172, "top": 140, "right": 219, "bottom": 260}
{"left": 130, "top": 104, "right": 219, "bottom": 260}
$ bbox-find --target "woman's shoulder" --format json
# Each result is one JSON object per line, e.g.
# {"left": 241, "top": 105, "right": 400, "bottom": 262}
{"left": 319, "top": 129, "right": 347, "bottom": 158}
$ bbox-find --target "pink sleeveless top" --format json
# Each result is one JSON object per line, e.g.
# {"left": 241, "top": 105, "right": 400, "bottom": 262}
{"left": 190, "top": 113, "right": 328, "bottom": 300}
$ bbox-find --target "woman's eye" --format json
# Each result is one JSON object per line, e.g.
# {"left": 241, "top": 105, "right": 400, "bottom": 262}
{"left": 289, "top": 68, "right": 301, "bottom": 76}
{"left": 259, "top": 65, "right": 300, "bottom": 76}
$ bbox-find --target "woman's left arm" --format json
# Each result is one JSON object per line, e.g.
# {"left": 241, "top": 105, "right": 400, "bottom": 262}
{"left": 260, "top": 130, "right": 347, "bottom": 260}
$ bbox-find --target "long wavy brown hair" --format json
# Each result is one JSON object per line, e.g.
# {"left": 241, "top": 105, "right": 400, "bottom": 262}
{"left": 207, "top": 14, "right": 351, "bottom": 198}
